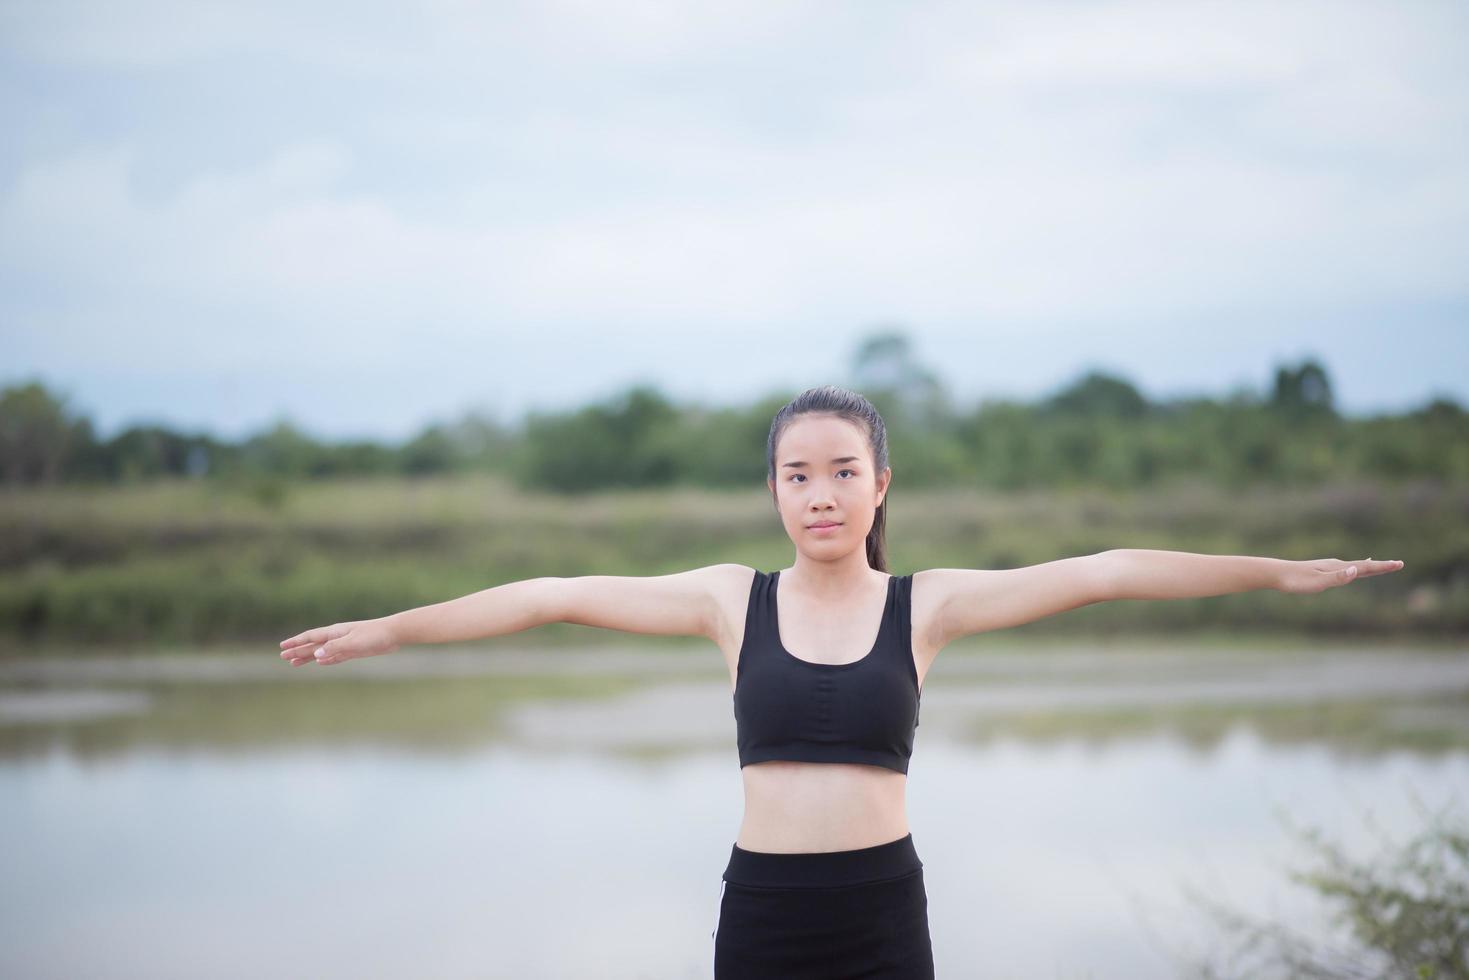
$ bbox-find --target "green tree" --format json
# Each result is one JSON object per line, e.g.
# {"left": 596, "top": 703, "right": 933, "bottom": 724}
{"left": 1270, "top": 358, "right": 1336, "bottom": 420}
{"left": 849, "top": 327, "right": 951, "bottom": 427}
{"left": 0, "top": 379, "right": 92, "bottom": 486}
{"left": 1042, "top": 369, "right": 1150, "bottom": 419}
{"left": 239, "top": 420, "right": 326, "bottom": 479}
{"left": 519, "top": 384, "right": 681, "bottom": 492}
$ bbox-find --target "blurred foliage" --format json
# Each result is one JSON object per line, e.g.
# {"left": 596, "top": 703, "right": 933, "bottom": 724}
{"left": 0, "top": 467, "right": 1459, "bottom": 648}
{"left": 1, "top": 331, "right": 1463, "bottom": 648}
{"left": 1179, "top": 796, "right": 1469, "bottom": 979}
{"left": 3, "top": 332, "right": 1466, "bottom": 491}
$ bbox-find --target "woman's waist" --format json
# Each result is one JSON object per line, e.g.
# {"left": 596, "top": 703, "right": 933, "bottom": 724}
{"left": 723, "top": 831, "right": 923, "bottom": 888}
{"left": 738, "top": 762, "right": 909, "bottom": 854}
{"left": 741, "top": 760, "right": 906, "bottom": 806}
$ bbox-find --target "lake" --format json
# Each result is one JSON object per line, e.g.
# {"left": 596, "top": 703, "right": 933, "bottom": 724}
{"left": 2, "top": 638, "right": 1466, "bottom": 979}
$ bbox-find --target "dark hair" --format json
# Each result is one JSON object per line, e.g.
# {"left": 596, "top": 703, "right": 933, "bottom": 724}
{"left": 766, "top": 385, "right": 891, "bottom": 572}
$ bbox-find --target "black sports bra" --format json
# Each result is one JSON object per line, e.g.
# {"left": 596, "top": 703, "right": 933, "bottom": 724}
{"left": 732, "top": 569, "right": 922, "bottom": 774}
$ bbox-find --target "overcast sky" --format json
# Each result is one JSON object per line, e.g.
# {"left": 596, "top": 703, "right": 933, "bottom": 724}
{"left": 3, "top": 0, "right": 1466, "bottom": 442}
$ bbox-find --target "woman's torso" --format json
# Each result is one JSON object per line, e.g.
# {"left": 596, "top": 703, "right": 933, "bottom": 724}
{"left": 711, "top": 566, "right": 942, "bottom": 854}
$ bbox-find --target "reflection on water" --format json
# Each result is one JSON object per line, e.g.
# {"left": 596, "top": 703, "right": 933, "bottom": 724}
{"left": 1, "top": 642, "right": 1466, "bottom": 979}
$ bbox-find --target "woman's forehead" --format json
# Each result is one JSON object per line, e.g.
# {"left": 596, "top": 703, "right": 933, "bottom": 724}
{"left": 778, "top": 416, "right": 867, "bottom": 458}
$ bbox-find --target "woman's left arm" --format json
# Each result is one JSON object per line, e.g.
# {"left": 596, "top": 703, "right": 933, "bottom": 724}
{"left": 1105, "top": 549, "right": 1404, "bottom": 599}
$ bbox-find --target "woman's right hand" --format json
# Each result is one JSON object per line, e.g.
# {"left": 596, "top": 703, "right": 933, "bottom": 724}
{"left": 278, "top": 617, "right": 401, "bottom": 667}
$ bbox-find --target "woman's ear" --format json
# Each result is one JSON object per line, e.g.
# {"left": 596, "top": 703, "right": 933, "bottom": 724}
{"left": 875, "top": 466, "right": 891, "bottom": 507}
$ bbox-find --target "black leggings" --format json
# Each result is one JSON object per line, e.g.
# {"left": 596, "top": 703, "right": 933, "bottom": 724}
{"left": 711, "top": 833, "right": 935, "bottom": 979}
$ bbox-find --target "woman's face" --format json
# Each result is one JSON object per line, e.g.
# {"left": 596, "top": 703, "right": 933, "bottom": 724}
{"left": 768, "top": 415, "right": 890, "bottom": 554}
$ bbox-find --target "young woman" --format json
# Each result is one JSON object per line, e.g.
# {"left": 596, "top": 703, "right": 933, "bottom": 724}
{"left": 278, "top": 384, "right": 1404, "bottom": 979}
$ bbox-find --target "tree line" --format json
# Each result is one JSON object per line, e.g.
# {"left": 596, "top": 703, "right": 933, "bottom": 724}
{"left": 2, "top": 336, "right": 1464, "bottom": 492}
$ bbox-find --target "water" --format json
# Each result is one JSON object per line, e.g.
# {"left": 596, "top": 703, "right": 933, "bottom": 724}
{"left": 1, "top": 642, "right": 1466, "bottom": 979}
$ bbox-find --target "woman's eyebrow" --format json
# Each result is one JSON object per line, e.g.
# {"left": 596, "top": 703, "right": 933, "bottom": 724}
{"left": 781, "top": 456, "right": 861, "bottom": 469}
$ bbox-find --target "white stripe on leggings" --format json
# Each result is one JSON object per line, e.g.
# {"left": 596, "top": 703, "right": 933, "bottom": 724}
{"left": 710, "top": 879, "right": 727, "bottom": 970}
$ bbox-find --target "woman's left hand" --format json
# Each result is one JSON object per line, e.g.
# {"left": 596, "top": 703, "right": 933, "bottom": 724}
{"left": 1275, "top": 557, "right": 1404, "bottom": 594}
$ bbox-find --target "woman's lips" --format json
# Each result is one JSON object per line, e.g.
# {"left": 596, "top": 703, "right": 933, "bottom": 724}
{"left": 808, "top": 523, "right": 842, "bottom": 533}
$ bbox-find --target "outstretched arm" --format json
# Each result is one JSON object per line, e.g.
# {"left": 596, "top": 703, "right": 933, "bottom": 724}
{"left": 1105, "top": 549, "right": 1404, "bottom": 599}
{"left": 278, "top": 563, "right": 746, "bottom": 667}
{"left": 278, "top": 576, "right": 562, "bottom": 666}
{"left": 920, "top": 551, "right": 1406, "bottom": 650}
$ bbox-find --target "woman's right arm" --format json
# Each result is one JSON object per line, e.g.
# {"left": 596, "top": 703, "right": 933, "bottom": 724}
{"left": 279, "top": 564, "right": 747, "bottom": 666}
{"left": 387, "top": 577, "right": 563, "bottom": 647}
{"left": 278, "top": 576, "right": 560, "bottom": 666}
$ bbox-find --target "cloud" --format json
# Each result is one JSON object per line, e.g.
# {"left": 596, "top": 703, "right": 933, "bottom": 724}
{"left": 2, "top": 0, "right": 1466, "bottom": 375}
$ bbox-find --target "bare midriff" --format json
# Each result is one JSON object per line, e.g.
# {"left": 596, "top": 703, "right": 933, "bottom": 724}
{"left": 736, "top": 760, "right": 909, "bottom": 853}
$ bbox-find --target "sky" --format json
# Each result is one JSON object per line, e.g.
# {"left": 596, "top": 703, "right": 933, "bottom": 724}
{"left": 2, "top": 0, "right": 1466, "bottom": 443}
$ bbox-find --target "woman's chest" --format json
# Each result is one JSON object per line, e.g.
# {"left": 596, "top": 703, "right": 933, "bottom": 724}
{"left": 716, "top": 588, "right": 935, "bottom": 695}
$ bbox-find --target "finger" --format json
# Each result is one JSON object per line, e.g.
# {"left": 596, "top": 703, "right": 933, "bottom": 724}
{"left": 1354, "top": 558, "right": 1405, "bottom": 579}
{"left": 313, "top": 642, "right": 345, "bottom": 665}
{"left": 280, "top": 624, "right": 347, "bottom": 649}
